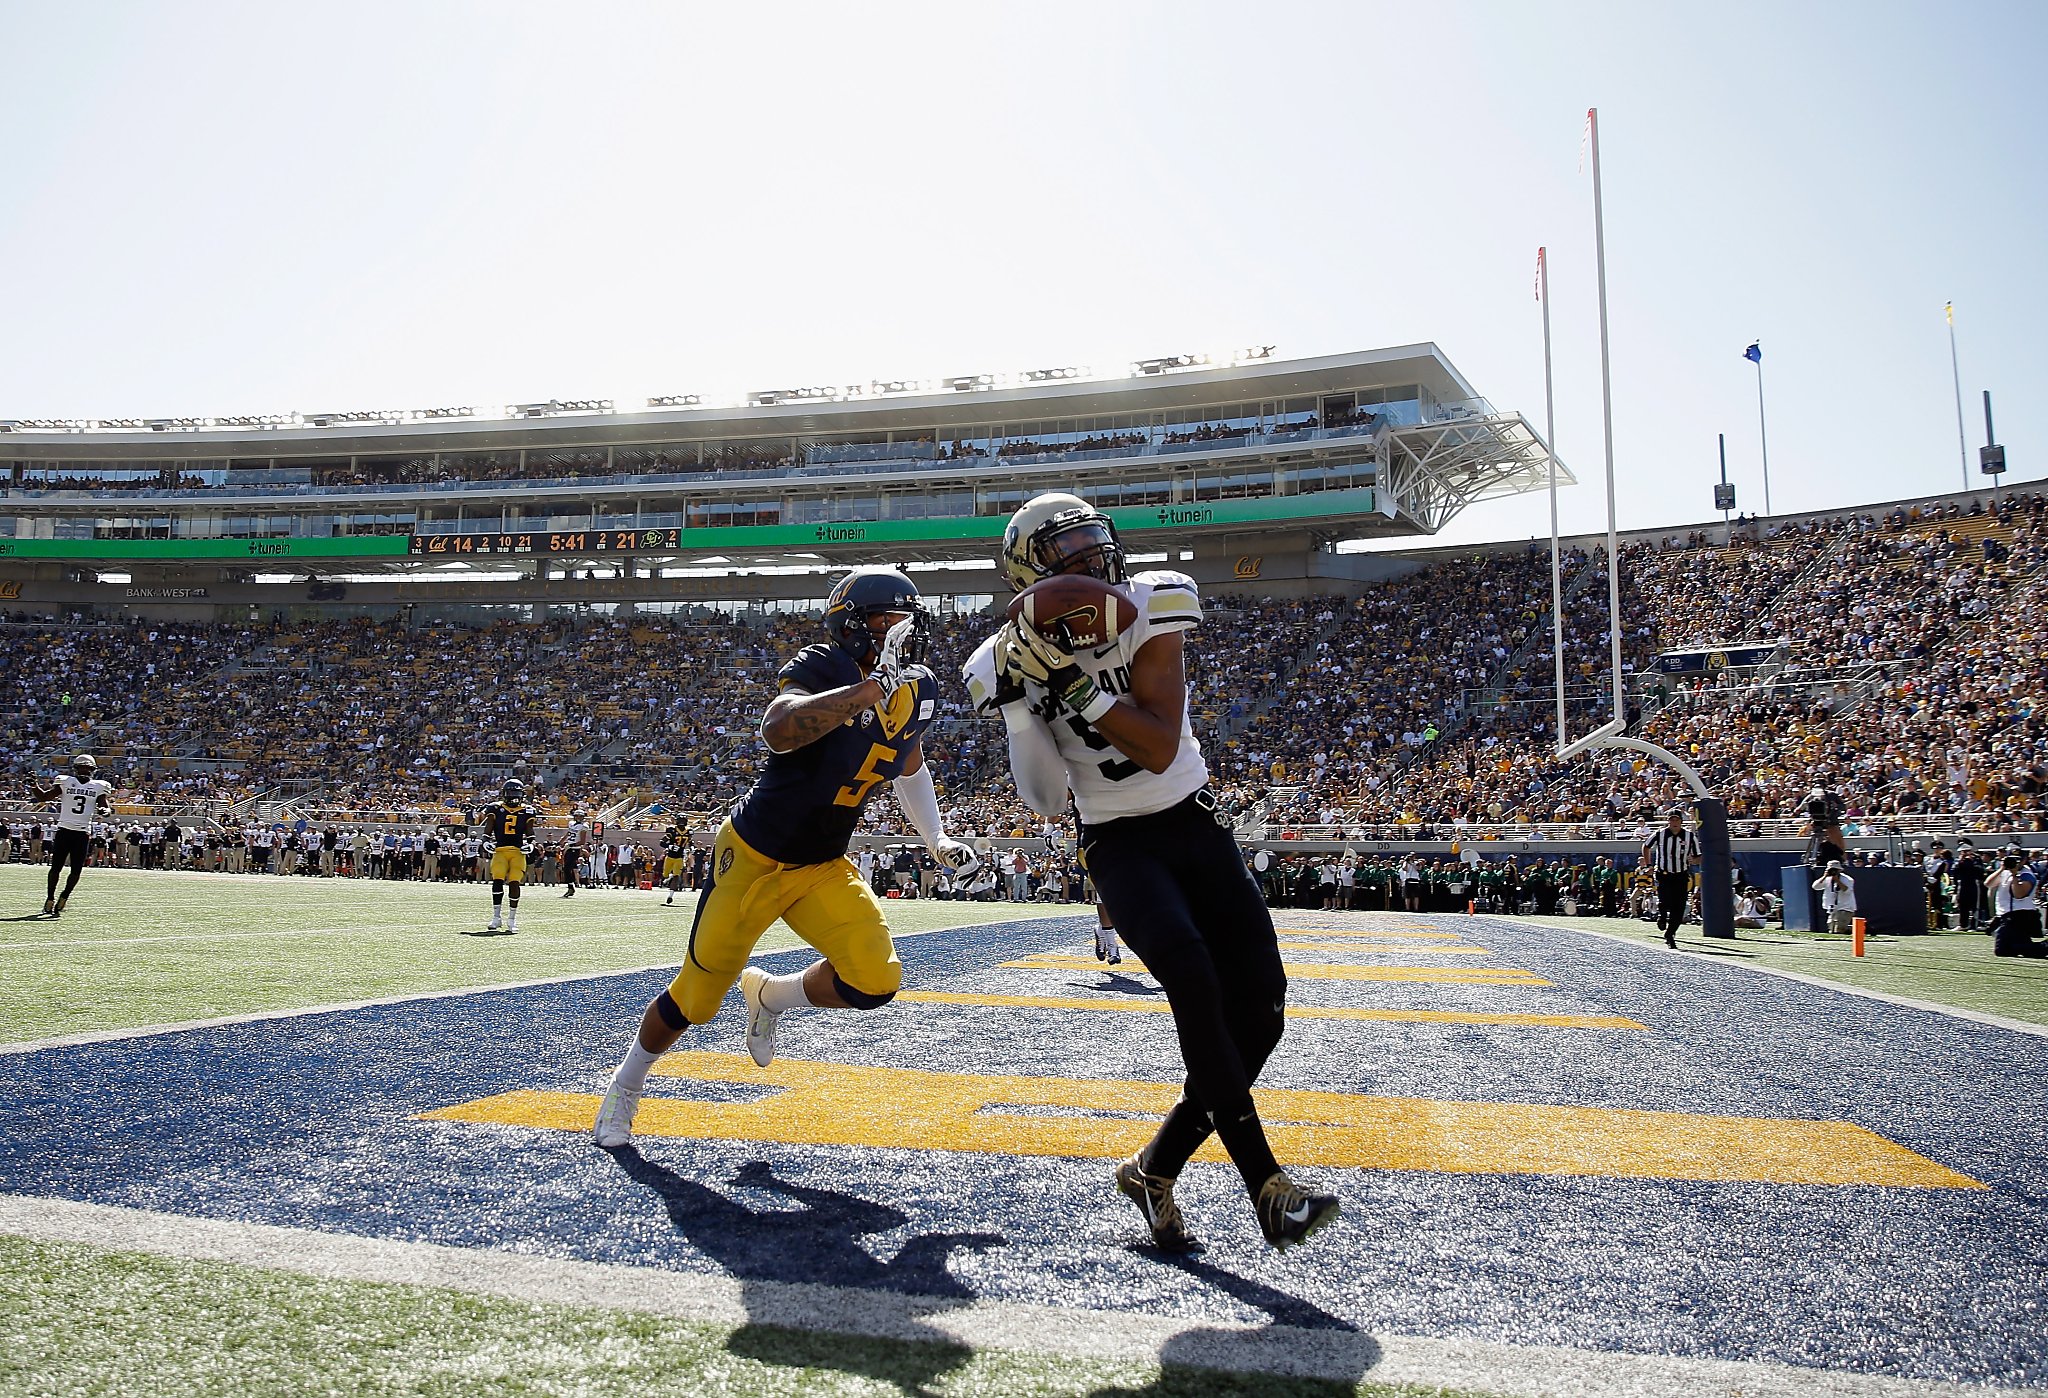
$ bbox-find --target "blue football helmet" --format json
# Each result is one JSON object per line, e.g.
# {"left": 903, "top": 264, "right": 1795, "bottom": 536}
{"left": 824, "top": 566, "right": 930, "bottom": 668}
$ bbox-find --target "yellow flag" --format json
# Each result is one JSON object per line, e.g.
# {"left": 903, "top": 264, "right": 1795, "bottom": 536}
{"left": 1946, "top": 302, "right": 1954, "bottom": 326}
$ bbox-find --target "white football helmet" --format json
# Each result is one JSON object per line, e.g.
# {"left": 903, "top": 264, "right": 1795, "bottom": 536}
{"left": 999, "top": 492, "right": 1126, "bottom": 594}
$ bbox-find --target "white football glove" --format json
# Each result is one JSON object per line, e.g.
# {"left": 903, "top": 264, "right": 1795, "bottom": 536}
{"left": 871, "top": 616, "right": 919, "bottom": 699}
{"left": 932, "top": 836, "right": 980, "bottom": 877}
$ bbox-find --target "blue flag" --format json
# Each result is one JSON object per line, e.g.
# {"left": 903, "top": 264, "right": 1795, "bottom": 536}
{"left": 1743, "top": 342, "right": 1762, "bottom": 364}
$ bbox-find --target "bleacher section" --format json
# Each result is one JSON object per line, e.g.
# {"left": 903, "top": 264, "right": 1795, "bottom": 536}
{"left": 4, "top": 489, "right": 2045, "bottom": 847}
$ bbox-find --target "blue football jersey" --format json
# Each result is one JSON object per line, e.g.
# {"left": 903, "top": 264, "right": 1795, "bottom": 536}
{"left": 731, "top": 644, "right": 939, "bottom": 865}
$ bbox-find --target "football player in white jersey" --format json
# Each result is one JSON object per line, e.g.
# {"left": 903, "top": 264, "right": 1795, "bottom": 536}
{"left": 31, "top": 754, "right": 118, "bottom": 917}
{"left": 963, "top": 494, "right": 1338, "bottom": 1254}
{"left": 561, "top": 813, "right": 590, "bottom": 896}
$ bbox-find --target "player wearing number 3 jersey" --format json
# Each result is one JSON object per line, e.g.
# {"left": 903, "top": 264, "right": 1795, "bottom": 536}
{"left": 964, "top": 493, "right": 1339, "bottom": 1254}
{"left": 593, "top": 566, "right": 980, "bottom": 1150}
{"left": 33, "top": 753, "right": 118, "bottom": 918}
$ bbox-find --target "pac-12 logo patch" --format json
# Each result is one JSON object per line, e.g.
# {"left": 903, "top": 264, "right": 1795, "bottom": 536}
{"left": 717, "top": 847, "right": 734, "bottom": 876}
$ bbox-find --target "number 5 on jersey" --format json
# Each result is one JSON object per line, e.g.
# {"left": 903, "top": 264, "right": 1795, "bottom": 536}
{"left": 834, "top": 742, "right": 899, "bottom": 808}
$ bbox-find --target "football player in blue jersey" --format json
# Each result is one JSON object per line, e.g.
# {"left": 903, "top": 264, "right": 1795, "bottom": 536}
{"left": 594, "top": 566, "right": 980, "bottom": 1148}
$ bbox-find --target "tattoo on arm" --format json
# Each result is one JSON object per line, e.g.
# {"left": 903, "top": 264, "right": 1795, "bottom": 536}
{"left": 762, "top": 681, "right": 881, "bottom": 753}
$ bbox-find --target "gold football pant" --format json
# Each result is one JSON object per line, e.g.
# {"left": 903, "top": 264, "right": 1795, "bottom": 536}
{"left": 666, "top": 819, "right": 900, "bottom": 1025}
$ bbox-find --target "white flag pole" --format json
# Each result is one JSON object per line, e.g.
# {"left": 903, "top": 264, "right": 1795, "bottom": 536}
{"left": 1948, "top": 303, "right": 1968, "bottom": 492}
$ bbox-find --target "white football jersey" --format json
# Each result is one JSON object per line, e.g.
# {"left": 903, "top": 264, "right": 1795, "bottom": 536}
{"left": 54, "top": 775, "right": 114, "bottom": 832}
{"left": 965, "top": 569, "right": 1209, "bottom": 824}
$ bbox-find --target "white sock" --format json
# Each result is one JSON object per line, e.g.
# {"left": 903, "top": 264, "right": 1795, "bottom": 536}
{"left": 613, "top": 1040, "right": 663, "bottom": 1092}
{"left": 758, "top": 969, "right": 816, "bottom": 1013}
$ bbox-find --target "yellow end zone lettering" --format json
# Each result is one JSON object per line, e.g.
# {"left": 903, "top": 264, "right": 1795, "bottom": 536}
{"left": 421, "top": 1052, "right": 1982, "bottom": 1190}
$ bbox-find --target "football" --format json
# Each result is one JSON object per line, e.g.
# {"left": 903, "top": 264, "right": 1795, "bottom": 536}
{"left": 1007, "top": 574, "right": 1136, "bottom": 651}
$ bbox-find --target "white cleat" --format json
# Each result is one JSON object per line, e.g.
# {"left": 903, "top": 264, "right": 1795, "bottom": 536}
{"left": 739, "top": 965, "right": 781, "bottom": 1068}
{"left": 592, "top": 1077, "right": 643, "bottom": 1148}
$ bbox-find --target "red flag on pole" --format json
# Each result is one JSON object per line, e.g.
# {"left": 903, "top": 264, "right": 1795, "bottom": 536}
{"left": 1535, "top": 247, "right": 1545, "bottom": 302}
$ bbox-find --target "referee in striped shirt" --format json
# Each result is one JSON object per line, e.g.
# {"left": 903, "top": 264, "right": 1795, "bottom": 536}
{"left": 1642, "top": 810, "right": 1701, "bottom": 949}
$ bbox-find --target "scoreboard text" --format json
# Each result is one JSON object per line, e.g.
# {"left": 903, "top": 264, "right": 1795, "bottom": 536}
{"left": 407, "top": 527, "right": 684, "bottom": 557}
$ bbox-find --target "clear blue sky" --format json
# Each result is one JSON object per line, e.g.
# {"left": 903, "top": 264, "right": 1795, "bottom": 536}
{"left": 2, "top": 1, "right": 2041, "bottom": 545}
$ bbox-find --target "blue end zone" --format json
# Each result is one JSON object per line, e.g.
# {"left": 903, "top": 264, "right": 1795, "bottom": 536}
{"left": 1, "top": 912, "right": 2045, "bottom": 1387}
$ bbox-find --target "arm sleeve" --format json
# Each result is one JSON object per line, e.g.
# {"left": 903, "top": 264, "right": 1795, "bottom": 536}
{"left": 1002, "top": 705, "right": 1071, "bottom": 818}
{"left": 892, "top": 762, "right": 947, "bottom": 850}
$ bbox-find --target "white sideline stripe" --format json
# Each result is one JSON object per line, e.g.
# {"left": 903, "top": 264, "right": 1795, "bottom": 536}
{"left": 0, "top": 913, "right": 1075, "bottom": 1056}
{"left": 0, "top": 1195, "right": 2023, "bottom": 1398}
{"left": 1523, "top": 918, "right": 2048, "bottom": 1041}
{"left": 0, "top": 923, "right": 732, "bottom": 952}
{"left": 0, "top": 926, "right": 390, "bottom": 950}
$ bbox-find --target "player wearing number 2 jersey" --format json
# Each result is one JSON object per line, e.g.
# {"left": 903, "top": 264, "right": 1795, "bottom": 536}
{"left": 592, "top": 566, "right": 980, "bottom": 1150}
{"left": 32, "top": 754, "right": 118, "bottom": 918}
{"left": 964, "top": 493, "right": 1338, "bottom": 1254}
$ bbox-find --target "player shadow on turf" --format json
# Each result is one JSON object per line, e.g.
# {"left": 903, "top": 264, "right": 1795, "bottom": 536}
{"left": 1066, "top": 974, "right": 1166, "bottom": 997}
{"left": 1085, "top": 1252, "right": 1375, "bottom": 1396}
{"left": 609, "top": 1148, "right": 1005, "bottom": 1395}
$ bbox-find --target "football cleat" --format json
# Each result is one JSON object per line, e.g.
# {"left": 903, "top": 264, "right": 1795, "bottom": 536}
{"left": 42, "top": 898, "right": 56, "bottom": 917}
{"left": 1106, "top": 946, "right": 1122, "bottom": 966}
{"left": 591, "top": 1077, "right": 643, "bottom": 1148}
{"left": 739, "top": 965, "right": 781, "bottom": 1068}
{"left": 1114, "top": 1153, "right": 1199, "bottom": 1252}
{"left": 1255, "top": 1172, "right": 1339, "bottom": 1252}
{"left": 1094, "top": 931, "right": 1108, "bottom": 961}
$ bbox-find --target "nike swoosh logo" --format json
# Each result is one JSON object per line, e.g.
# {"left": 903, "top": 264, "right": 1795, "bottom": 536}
{"left": 1283, "top": 1201, "right": 1316, "bottom": 1224}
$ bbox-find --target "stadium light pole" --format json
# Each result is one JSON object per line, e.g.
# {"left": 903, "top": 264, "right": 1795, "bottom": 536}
{"left": 1718, "top": 433, "right": 1731, "bottom": 530}
{"left": 1948, "top": 302, "right": 1969, "bottom": 492}
{"left": 1538, "top": 246, "right": 1566, "bottom": 746}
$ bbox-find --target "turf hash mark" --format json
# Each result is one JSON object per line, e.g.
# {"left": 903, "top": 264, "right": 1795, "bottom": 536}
{"left": 424, "top": 1051, "right": 1981, "bottom": 1187}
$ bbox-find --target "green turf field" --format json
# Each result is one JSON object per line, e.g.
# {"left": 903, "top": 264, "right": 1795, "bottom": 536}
{"left": 0, "top": 1235, "right": 1475, "bottom": 1398}
{"left": 1519, "top": 913, "right": 2048, "bottom": 1027}
{"left": 0, "top": 865, "right": 1066, "bottom": 1045}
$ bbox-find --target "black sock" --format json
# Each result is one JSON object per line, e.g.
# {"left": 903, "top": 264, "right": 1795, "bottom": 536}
{"left": 1140, "top": 1098, "right": 1216, "bottom": 1180}
{"left": 1212, "top": 1106, "right": 1282, "bottom": 1195}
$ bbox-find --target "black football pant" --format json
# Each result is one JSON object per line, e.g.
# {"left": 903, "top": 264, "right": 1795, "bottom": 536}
{"left": 1656, "top": 873, "right": 1690, "bottom": 934}
{"left": 1082, "top": 790, "right": 1287, "bottom": 1193}
{"left": 46, "top": 828, "right": 88, "bottom": 903}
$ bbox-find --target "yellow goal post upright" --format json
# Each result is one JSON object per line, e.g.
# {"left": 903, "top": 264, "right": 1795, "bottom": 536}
{"left": 1547, "top": 108, "right": 1733, "bottom": 938}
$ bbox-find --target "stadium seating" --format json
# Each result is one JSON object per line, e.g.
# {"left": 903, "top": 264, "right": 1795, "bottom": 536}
{"left": 6, "top": 490, "right": 2046, "bottom": 848}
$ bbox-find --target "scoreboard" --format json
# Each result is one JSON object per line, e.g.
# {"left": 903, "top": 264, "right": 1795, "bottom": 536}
{"left": 407, "top": 527, "right": 683, "bottom": 557}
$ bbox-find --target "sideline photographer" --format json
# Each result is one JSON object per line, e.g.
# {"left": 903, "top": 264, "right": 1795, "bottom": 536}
{"left": 1986, "top": 848, "right": 2048, "bottom": 959}
{"left": 1812, "top": 859, "right": 1857, "bottom": 935}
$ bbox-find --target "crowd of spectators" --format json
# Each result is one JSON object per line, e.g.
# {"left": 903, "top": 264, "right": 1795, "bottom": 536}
{"left": 7, "top": 490, "right": 2048, "bottom": 848}
{"left": 6, "top": 470, "right": 210, "bottom": 493}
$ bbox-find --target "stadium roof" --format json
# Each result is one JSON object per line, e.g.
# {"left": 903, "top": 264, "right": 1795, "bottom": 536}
{"left": 1, "top": 344, "right": 1508, "bottom": 456}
